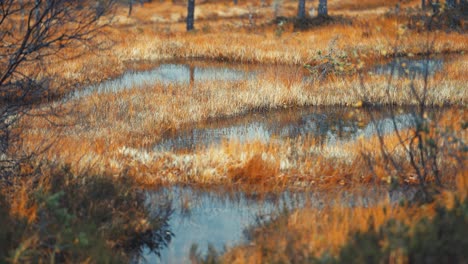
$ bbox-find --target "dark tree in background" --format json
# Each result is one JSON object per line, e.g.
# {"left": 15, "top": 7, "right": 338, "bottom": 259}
{"left": 187, "top": 0, "right": 195, "bottom": 31}
{"left": 0, "top": 0, "right": 114, "bottom": 179}
{"left": 446, "top": 0, "right": 456, "bottom": 8}
{"left": 297, "top": 0, "right": 306, "bottom": 19}
{"left": 128, "top": 0, "right": 133, "bottom": 16}
{"left": 318, "top": 0, "right": 328, "bottom": 16}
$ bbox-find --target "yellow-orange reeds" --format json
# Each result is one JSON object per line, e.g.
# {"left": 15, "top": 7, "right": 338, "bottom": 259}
{"left": 222, "top": 194, "right": 433, "bottom": 263}
{"left": 19, "top": 68, "right": 466, "bottom": 189}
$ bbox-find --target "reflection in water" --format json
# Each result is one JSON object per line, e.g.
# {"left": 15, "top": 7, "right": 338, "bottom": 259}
{"left": 129, "top": 199, "right": 174, "bottom": 263}
{"left": 68, "top": 57, "right": 444, "bottom": 101}
{"left": 140, "top": 187, "right": 415, "bottom": 263}
{"left": 373, "top": 58, "right": 443, "bottom": 78}
{"left": 153, "top": 107, "right": 433, "bottom": 153}
{"left": 70, "top": 61, "right": 264, "bottom": 98}
{"left": 142, "top": 188, "right": 300, "bottom": 263}
{"left": 69, "top": 57, "right": 445, "bottom": 100}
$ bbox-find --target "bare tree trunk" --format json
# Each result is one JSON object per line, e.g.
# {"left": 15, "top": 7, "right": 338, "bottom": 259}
{"left": 318, "top": 0, "right": 328, "bottom": 16}
{"left": 297, "top": 0, "right": 306, "bottom": 19}
{"left": 128, "top": 0, "right": 133, "bottom": 16}
{"left": 431, "top": 0, "right": 441, "bottom": 14}
{"left": 187, "top": 0, "right": 195, "bottom": 31}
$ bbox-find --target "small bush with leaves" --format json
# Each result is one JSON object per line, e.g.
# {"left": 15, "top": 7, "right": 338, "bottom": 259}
{"left": 304, "top": 38, "right": 358, "bottom": 80}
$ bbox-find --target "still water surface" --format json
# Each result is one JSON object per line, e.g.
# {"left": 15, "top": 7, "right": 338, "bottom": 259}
{"left": 153, "top": 106, "right": 443, "bottom": 153}
{"left": 139, "top": 187, "right": 414, "bottom": 263}
{"left": 71, "top": 57, "right": 443, "bottom": 99}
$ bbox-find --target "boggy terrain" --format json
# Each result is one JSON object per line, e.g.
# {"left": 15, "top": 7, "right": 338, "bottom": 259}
{"left": 1, "top": 0, "right": 467, "bottom": 263}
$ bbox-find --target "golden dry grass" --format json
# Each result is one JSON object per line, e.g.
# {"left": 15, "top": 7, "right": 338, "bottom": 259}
{"left": 21, "top": 99, "right": 466, "bottom": 192}
{"left": 19, "top": 44, "right": 467, "bottom": 190}
{"left": 102, "top": 15, "right": 466, "bottom": 65}
{"left": 3, "top": 1, "right": 466, "bottom": 262}
{"left": 18, "top": 0, "right": 465, "bottom": 97}
{"left": 12, "top": 0, "right": 468, "bottom": 192}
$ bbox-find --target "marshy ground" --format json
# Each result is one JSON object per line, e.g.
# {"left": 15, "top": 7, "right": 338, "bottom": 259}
{"left": 1, "top": 0, "right": 467, "bottom": 263}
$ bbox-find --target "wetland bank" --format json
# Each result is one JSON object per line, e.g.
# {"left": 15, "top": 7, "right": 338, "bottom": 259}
{"left": 1, "top": 0, "right": 467, "bottom": 263}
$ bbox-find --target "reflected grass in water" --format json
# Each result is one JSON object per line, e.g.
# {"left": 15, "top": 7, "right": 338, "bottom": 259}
{"left": 153, "top": 106, "right": 428, "bottom": 153}
{"left": 373, "top": 57, "right": 444, "bottom": 78}
{"left": 142, "top": 186, "right": 413, "bottom": 263}
{"left": 71, "top": 57, "right": 445, "bottom": 99}
{"left": 71, "top": 61, "right": 263, "bottom": 99}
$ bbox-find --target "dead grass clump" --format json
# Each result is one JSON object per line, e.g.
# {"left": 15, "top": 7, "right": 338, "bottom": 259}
{"left": 228, "top": 154, "right": 280, "bottom": 185}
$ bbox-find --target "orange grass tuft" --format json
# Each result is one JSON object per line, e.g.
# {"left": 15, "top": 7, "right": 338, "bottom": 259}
{"left": 8, "top": 180, "right": 38, "bottom": 224}
{"left": 228, "top": 153, "right": 280, "bottom": 185}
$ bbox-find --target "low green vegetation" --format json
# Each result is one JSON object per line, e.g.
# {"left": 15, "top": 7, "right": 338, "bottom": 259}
{"left": 0, "top": 165, "right": 172, "bottom": 263}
